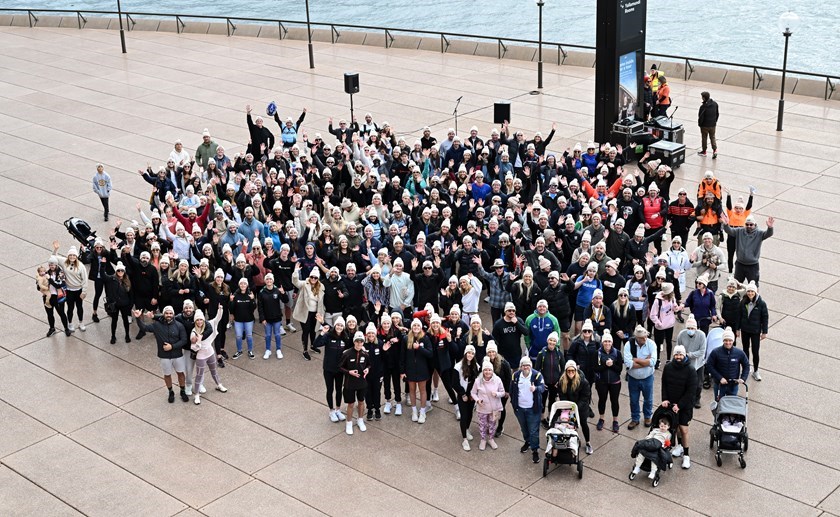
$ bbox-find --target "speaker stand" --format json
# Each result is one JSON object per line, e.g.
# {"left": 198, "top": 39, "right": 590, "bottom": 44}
{"left": 453, "top": 96, "right": 462, "bottom": 135}
{"left": 349, "top": 93, "right": 355, "bottom": 127}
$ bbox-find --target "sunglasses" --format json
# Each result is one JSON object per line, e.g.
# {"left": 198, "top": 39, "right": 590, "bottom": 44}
{"left": 582, "top": 330, "right": 592, "bottom": 333}
{"left": 423, "top": 266, "right": 432, "bottom": 270}
{"left": 619, "top": 294, "right": 628, "bottom": 297}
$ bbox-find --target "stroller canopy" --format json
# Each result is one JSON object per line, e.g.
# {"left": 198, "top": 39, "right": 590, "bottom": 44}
{"left": 716, "top": 395, "right": 747, "bottom": 419}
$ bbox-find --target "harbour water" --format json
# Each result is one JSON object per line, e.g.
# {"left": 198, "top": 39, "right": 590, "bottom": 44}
{"left": 7, "top": 0, "right": 838, "bottom": 76}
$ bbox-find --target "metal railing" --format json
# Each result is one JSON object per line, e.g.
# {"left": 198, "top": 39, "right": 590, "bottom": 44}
{"left": 2, "top": 7, "right": 837, "bottom": 100}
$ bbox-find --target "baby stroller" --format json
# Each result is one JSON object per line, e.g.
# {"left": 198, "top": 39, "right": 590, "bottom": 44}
{"left": 702, "top": 327, "right": 724, "bottom": 389}
{"left": 542, "top": 401, "right": 584, "bottom": 479}
{"left": 710, "top": 383, "right": 749, "bottom": 468}
{"left": 64, "top": 217, "right": 98, "bottom": 249}
{"left": 628, "top": 405, "right": 677, "bottom": 487}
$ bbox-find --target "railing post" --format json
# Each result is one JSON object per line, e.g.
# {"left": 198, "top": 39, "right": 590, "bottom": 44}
{"left": 28, "top": 10, "right": 38, "bottom": 28}
{"left": 827, "top": 77, "right": 836, "bottom": 101}
{"left": 125, "top": 13, "right": 135, "bottom": 31}
{"left": 77, "top": 11, "right": 87, "bottom": 29}
{"left": 278, "top": 21, "right": 286, "bottom": 40}
{"left": 558, "top": 44, "right": 567, "bottom": 65}
{"left": 440, "top": 34, "right": 449, "bottom": 54}
{"left": 752, "top": 67, "right": 764, "bottom": 90}
{"left": 498, "top": 39, "right": 507, "bottom": 59}
{"left": 685, "top": 59, "right": 694, "bottom": 81}
{"left": 385, "top": 29, "right": 394, "bottom": 49}
{"left": 226, "top": 18, "right": 236, "bottom": 37}
{"left": 331, "top": 25, "right": 340, "bottom": 44}
{"left": 175, "top": 15, "right": 185, "bottom": 34}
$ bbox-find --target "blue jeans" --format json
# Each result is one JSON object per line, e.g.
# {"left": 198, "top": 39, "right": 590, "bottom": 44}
{"left": 264, "top": 321, "right": 283, "bottom": 351}
{"left": 713, "top": 381, "right": 740, "bottom": 401}
{"left": 627, "top": 375, "right": 654, "bottom": 423}
{"left": 515, "top": 408, "right": 541, "bottom": 451}
{"left": 234, "top": 321, "right": 254, "bottom": 352}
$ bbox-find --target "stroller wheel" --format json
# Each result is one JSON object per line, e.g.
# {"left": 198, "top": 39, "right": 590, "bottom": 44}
{"left": 577, "top": 461, "right": 583, "bottom": 479}
{"left": 652, "top": 476, "right": 660, "bottom": 488}
{"left": 542, "top": 458, "right": 549, "bottom": 477}
{"left": 709, "top": 435, "right": 715, "bottom": 449}
{"left": 739, "top": 455, "right": 747, "bottom": 469}
{"left": 743, "top": 433, "right": 749, "bottom": 452}
{"left": 629, "top": 471, "right": 637, "bottom": 480}
{"left": 715, "top": 453, "right": 722, "bottom": 467}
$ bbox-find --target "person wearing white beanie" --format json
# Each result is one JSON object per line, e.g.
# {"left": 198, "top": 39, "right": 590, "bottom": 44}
{"left": 362, "top": 323, "right": 386, "bottom": 420}
{"left": 534, "top": 330, "right": 563, "bottom": 428}
{"left": 292, "top": 261, "right": 326, "bottom": 361}
{"left": 675, "top": 314, "right": 707, "bottom": 408}
{"left": 51, "top": 240, "right": 89, "bottom": 333}
{"left": 453, "top": 343, "right": 480, "bottom": 449}
{"left": 471, "top": 357, "right": 505, "bottom": 451}
{"left": 624, "top": 324, "right": 657, "bottom": 430}
{"left": 739, "top": 281, "right": 769, "bottom": 382}
{"left": 511, "top": 354, "right": 545, "bottom": 463}
{"left": 338, "top": 329, "right": 371, "bottom": 435}
{"left": 660, "top": 342, "right": 697, "bottom": 469}
{"left": 189, "top": 305, "right": 228, "bottom": 405}
{"left": 404, "top": 318, "right": 433, "bottom": 424}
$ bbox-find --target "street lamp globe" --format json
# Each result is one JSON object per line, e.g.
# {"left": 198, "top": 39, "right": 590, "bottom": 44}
{"left": 777, "top": 11, "right": 800, "bottom": 35}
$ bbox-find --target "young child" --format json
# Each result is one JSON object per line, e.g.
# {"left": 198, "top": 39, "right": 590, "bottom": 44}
{"left": 35, "top": 266, "right": 51, "bottom": 308}
{"left": 631, "top": 417, "right": 672, "bottom": 479}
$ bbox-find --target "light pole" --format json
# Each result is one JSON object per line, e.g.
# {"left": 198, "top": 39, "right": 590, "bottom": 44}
{"left": 537, "top": 0, "right": 544, "bottom": 90}
{"left": 776, "top": 11, "right": 799, "bottom": 132}
{"left": 305, "top": 0, "right": 314, "bottom": 69}
{"left": 116, "top": 0, "right": 126, "bottom": 53}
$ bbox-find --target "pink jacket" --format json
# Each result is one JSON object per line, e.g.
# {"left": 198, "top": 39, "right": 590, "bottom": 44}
{"left": 650, "top": 295, "right": 677, "bottom": 330}
{"left": 471, "top": 373, "right": 506, "bottom": 414}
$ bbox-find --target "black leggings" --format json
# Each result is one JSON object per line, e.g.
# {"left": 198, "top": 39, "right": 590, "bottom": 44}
{"left": 458, "top": 399, "right": 475, "bottom": 438}
{"left": 92, "top": 279, "right": 105, "bottom": 311}
{"left": 726, "top": 233, "right": 737, "bottom": 272}
{"left": 111, "top": 306, "right": 131, "bottom": 338}
{"left": 382, "top": 364, "right": 402, "bottom": 403}
{"left": 542, "top": 383, "right": 560, "bottom": 414}
{"left": 45, "top": 295, "right": 68, "bottom": 330}
{"left": 499, "top": 395, "right": 509, "bottom": 429}
{"left": 596, "top": 382, "right": 621, "bottom": 417}
{"left": 65, "top": 289, "right": 84, "bottom": 324}
{"left": 580, "top": 416, "right": 591, "bottom": 443}
{"left": 301, "top": 311, "right": 317, "bottom": 351}
{"left": 365, "top": 373, "right": 382, "bottom": 410}
{"left": 427, "top": 367, "right": 458, "bottom": 404}
{"left": 653, "top": 327, "right": 674, "bottom": 360}
{"left": 742, "top": 332, "right": 762, "bottom": 370}
{"left": 323, "top": 370, "right": 343, "bottom": 409}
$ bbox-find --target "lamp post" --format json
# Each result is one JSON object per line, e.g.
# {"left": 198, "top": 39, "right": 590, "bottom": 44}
{"left": 537, "top": 0, "right": 545, "bottom": 90}
{"left": 116, "top": 0, "right": 126, "bottom": 53}
{"left": 776, "top": 11, "right": 799, "bottom": 132}
{"left": 305, "top": 0, "right": 315, "bottom": 69}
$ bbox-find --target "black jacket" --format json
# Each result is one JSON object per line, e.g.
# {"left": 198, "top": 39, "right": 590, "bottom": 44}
{"left": 698, "top": 99, "right": 719, "bottom": 127}
{"left": 137, "top": 316, "right": 187, "bottom": 359}
{"left": 738, "top": 295, "right": 769, "bottom": 335}
{"left": 661, "top": 358, "right": 698, "bottom": 411}
{"left": 104, "top": 274, "right": 133, "bottom": 309}
{"left": 322, "top": 276, "right": 349, "bottom": 313}
{"left": 315, "top": 332, "right": 348, "bottom": 373}
{"left": 491, "top": 317, "right": 528, "bottom": 366}
{"left": 229, "top": 290, "right": 256, "bottom": 322}
{"left": 428, "top": 330, "right": 459, "bottom": 373}
{"left": 339, "top": 347, "right": 370, "bottom": 390}
{"left": 567, "top": 337, "right": 600, "bottom": 384}
{"left": 257, "top": 286, "right": 288, "bottom": 323}
{"left": 401, "top": 335, "right": 433, "bottom": 381}
{"left": 557, "top": 375, "right": 591, "bottom": 416}
{"left": 594, "top": 346, "right": 623, "bottom": 385}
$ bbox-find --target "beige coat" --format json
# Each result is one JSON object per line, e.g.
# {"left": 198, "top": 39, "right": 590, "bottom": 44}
{"left": 292, "top": 273, "right": 325, "bottom": 323}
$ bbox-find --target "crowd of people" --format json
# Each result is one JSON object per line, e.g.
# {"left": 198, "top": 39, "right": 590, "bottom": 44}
{"left": 39, "top": 101, "right": 773, "bottom": 469}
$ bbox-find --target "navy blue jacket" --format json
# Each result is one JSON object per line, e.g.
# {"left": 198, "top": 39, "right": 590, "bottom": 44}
{"left": 706, "top": 345, "right": 750, "bottom": 383}
{"left": 510, "top": 369, "right": 546, "bottom": 413}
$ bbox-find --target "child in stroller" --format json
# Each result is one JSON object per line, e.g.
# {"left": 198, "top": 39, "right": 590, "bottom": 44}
{"left": 629, "top": 413, "right": 674, "bottom": 487}
{"left": 543, "top": 401, "right": 584, "bottom": 478}
{"left": 710, "top": 387, "right": 749, "bottom": 468}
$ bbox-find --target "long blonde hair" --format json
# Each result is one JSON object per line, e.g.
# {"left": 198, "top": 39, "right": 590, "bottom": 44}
{"left": 406, "top": 328, "right": 426, "bottom": 350}
{"left": 559, "top": 368, "right": 580, "bottom": 393}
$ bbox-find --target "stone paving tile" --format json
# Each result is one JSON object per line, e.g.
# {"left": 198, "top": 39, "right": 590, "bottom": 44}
{"left": 0, "top": 465, "right": 84, "bottom": 517}
{"left": 0, "top": 355, "right": 117, "bottom": 433}
{"left": 0, "top": 302, "right": 51, "bottom": 349}
{"left": 498, "top": 495, "right": 579, "bottom": 517}
{"left": 256, "top": 448, "right": 447, "bottom": 517}
{"left": 2, "top": 435, "right": 186, "bottom": 517}
{"left": 70, "top": 411, "right": 251, "bottom": 509}
{"left": 200, "top": 480, "right": 326, "bottom": 517}
{"left": 0, "top": 399, "right": 55, "bottom": 459}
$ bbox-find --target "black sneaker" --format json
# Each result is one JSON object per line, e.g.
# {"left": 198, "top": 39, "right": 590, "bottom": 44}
{"left": 654, "top": 360, "right": 661, "bottom": 370}
{"left": 532, "top": 450, "right": 540, "bottom": 463}
{"left": 366, "top": 409, "right": 374, "bottom": 421}
{"left": 110, "top": 336, "right": 116, "bottom": 344}
{"left": 168, "top": 390, "right": 175, "bottom": 403}
{"left": 494, "top": 425, "right": 503, "bottom": 438}
{"left": 125, "top": 336, "right": 131, "bottom": 343}
{"left": 46, "top": 327, "right": 56, "bottom": 338}
{"left": 135, "top": 331, "right": 145, "bottom": 340}
{"left": 303, "top": 351, "right": 312, "bottom": 361}
{"left": 712, "top": 152, "right": 718, "bottom": 159}
{"left": 180, "top": 389, "right": 189, "bottom": 402}
{"left": 374, "top": 409, "right": 381, "bottom": 420}
{"left": 218, "top": 357, "right": 226, "bottom": 368}
{"left": 104, "top": 214, "right": 109, "bottom": 222}
{"left": 697, "top": 151, "right": 707, "bottom": 156}
{"left": 92, "top": 314, "right": 100, "bottom": 323}
{"left": 520, "top": 442, "right": 530, "bottom": 454}
{"left": 232, "top": 351, "right": 242, "bottom": 359}
{"left": 248, "top": 351, "right": 255, "bottom": 359}
{"left": 541, "top": 418, "right": 549, "bottom": 429}
{"left": 220, "top": 350, "right": 229, "bottom": 359}
{"left": 64, "top": 328, "right": 72, "bottom": 336}
{"left": 310, "top": 347, "right": 321, "bottom": 354}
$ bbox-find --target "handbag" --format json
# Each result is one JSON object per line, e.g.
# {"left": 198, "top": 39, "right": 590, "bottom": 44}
{"left": 104, "top": 299, "right": 116, "bottom": 314}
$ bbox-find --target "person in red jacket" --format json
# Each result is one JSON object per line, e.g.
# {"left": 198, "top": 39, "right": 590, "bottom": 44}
{"left": 641, "top": 183, "right": 668, "bottom": 254}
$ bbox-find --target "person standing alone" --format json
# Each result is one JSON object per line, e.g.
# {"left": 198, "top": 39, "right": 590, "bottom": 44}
{"left": 697, "top": 92, "right": 719, "bottom": 159}
{"left": 92, "top": 163, "right": 112, "bottom": 221}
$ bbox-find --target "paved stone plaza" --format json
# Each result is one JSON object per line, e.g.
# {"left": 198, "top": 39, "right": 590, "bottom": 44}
{"left": 0, "top": 24, "right": 839, "bottom": 517}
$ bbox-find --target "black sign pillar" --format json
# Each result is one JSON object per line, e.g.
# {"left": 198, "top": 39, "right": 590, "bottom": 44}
{"left": 594, "top": 0, "right": 647, "bottom": 144}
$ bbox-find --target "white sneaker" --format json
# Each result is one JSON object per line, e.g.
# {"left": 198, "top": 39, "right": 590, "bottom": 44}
{"left": 632, "top": 466, "right": 641, "bottom": 475}
{"left": 357, "top": 418, "right": 367, "bottom": 432}
{"left": 277, "top": 349, "right": 283, "bottom": 359}
{"left": 185, "top": 385, "right": 193, "bottom": 396}
{"left": 425, "top": 401, "right": 433, "bottom": 413}
{"left": 68, "top": 323, "right": 75, "bottom": 332}
{"left": 418, "top": 409, "right": 426, "bottom": 424}
{"left": 263, "top": 350, "right": 271, "bottom": 360}
{"left": 466, "top": 430, "right": 473, "bottom": 441}
{"left": 448, "top": 396, "right": 454, "bottom": 404}
{"left": 395, "top": 403, "right": 403, "bottom": 416}
{"left": 199, "top": 384, "right": 206, "bottom": 394}
{"left": 383, "top": 401, "right": 392, "bottom": 414}
{"left": 671, "top": 444, "right": 684, "bottom": 457}
{"left": 128, "top": 316, "right": 133, "bottom": 323}
{"left": 79, "top": 324, "right": 86, "bottom": 332}
{"left": 753, "top": 370, "right": 762, "bottom": 381}
{"left": 329, "top": 409, "right": 339, "bottom": 423}
{"left": 345, "top": 421, "right": 353, "bottom": 435}
{"left": 488, "top": 439, "right": 498, "bottom": 450}
{"left": 287, "top": 323, "right": 297, "bottom": 333}
{"left": 216, "top": 385, "right": 227, "bottom": 393}
{"left": 648, "top": 467, "right": 658, "bottom": 480}
{"left": 194, "top": 394, "right": 200, "bottom": 405}
{"left": 432, "top": 389, "right": 439, "bottom": 402}
{"left": 455, "top": 407, "right": 461, "bottom": 420}
{"left": 412, "top": 407, "right": 419, "bottom": 422}
{"left": 337, "top": 411, "right": 346, "bottom": 421}
{"left": 462, "top": 439, "right": 471, "bottom": 451}
{"left": 279, "top": 326, "right": 287, "bottom": 336}
{"left": 682, "top": 455, "right": 691, "bottom": 469}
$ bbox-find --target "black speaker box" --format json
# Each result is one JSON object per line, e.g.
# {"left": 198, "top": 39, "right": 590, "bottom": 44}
{"left": 494, "top": 101, "right": 510, "bottom": 124}
{"left": 344, "top": 72, "right": 359, "bottom": 94}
